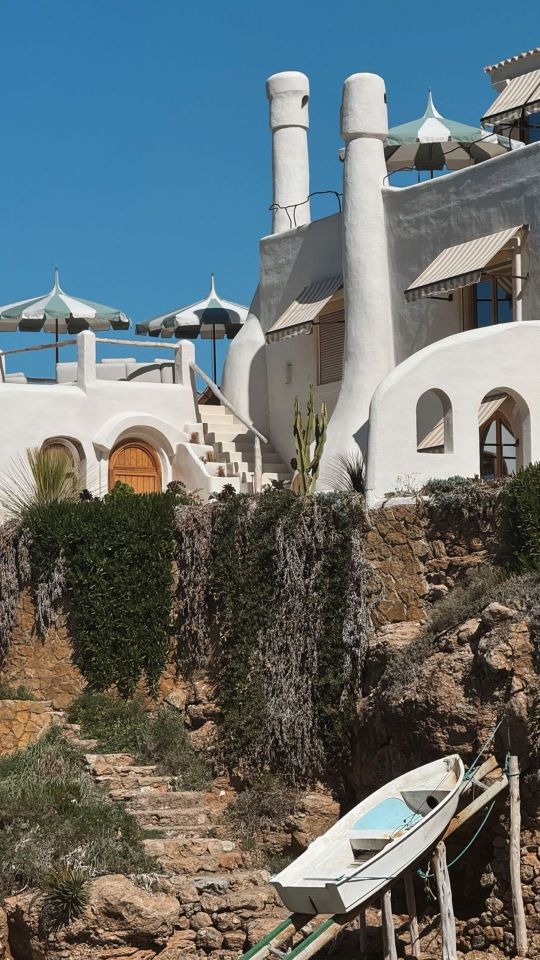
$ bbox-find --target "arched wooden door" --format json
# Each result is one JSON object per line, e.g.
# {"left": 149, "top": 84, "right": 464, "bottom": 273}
{"left": 109, "top": 441, "right": 161, "bottom": 493}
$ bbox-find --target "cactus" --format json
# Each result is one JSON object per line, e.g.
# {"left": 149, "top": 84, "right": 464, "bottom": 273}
{"left": 293, "top": 386, "right": 328, "bottom": 494}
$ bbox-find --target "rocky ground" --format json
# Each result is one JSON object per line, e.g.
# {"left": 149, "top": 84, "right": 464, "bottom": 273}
{"left": 1, "top": 723, "right": 338, "bottom": 960}
{"left": 2, "top": 594, "right": 540, "bottom": 958}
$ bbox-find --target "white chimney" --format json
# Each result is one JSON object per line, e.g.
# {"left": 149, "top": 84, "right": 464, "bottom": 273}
{"left": 266, "top": 71, "right": 310, "bottom": 234}
{"left": 319, "top": 73, "right": 395, "bottom": 484}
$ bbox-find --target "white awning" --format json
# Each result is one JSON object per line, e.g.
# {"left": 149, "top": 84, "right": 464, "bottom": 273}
{"left": 266, "top": 275, "right": 343, "bottom": 343}
{"left": 418, "top": 395, "right": 507, "bottom": 450}
{"left": 482, "top": 69, "right": 540, "bottom": 125}
{"left": 404, "top": 226, "right": 524, "bottom": 302}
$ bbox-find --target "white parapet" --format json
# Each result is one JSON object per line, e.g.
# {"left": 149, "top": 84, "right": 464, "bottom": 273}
{"left": 266, "top": 71, "right": 310, "bottom": 234}
{"left": 320, "top": 72, "right": 395, "bottom": 487}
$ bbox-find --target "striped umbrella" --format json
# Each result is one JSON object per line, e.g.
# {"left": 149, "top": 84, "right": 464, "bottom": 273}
{"left": 384, "top": 92, "right": 521, "bottom": 174}
{"left": 0, "top": 269, "right": 130, "bottom": 334}
{"left": 136, "top": 274, "right": 248, "bottom": 382}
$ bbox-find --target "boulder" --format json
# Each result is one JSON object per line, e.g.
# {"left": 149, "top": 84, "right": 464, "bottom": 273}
{"left": 87, "top": 875, "right": 179, "bottom": 947}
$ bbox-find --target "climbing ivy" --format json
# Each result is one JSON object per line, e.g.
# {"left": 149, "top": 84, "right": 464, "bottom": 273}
{"left": 24, "top": 487, "right": 181, "bottom": 695}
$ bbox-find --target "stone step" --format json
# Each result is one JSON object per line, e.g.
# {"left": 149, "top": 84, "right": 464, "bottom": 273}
{"left": 143, "top": 836, "right": 249, "bottom": 873}
{"left": 131, "top": 806, "right": 217, "bottom": 828}
{"left": 124, "top": 789, "right": 217, "bottom": 810}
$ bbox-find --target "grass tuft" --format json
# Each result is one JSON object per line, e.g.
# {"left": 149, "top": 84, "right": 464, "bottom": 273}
{"left": 0, "top": 727, "right": 156, "bottom": 898}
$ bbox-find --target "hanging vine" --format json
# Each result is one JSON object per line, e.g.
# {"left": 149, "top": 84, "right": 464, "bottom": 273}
{"left": 0, "top": 523, "right": 31, "bottom": 668}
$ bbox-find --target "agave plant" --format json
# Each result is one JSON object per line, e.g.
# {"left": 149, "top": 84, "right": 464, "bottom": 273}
{"left": 0, "top": 446, "right": 78, "bottom": 519}
{"left": 40, "top": 864, "right": 90, "bottom": 933}
{"left": 330, "top": 452, "right": 366, "bottom": 494}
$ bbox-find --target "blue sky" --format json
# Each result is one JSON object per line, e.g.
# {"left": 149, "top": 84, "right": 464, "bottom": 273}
{"left": 0, "top": 0, "right": 535, "bottom": 378}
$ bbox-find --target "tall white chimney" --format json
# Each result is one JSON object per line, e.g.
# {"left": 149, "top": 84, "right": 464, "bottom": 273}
{"left": 266, "top": 71, "right": 310, "bottom": 234}
{"left": 319, "top": 73, "right": 395, "bottom": 484}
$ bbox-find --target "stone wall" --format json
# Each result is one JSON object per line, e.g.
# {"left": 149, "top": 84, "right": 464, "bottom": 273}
{"left": 0, "top": 591, "right": 85, "bottom": 709}
{"left": 0, "top": 699, "right": 56, "bottom": 756}
{"left": 366, "top": 500, "right": 493, "bottom": 627}
{"left": 0, "top": 505, "right": 496, "bottom": 713}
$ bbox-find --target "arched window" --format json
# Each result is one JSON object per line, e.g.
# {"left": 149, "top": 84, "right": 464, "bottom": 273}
{"left": 480, "top": 413, "right": 518, "bottom": 479}
{"left": 41, "top": 437, "right": 82, "bottom": 495}
{"left": 416, "top": 389, "right": 453, "bottom": 454}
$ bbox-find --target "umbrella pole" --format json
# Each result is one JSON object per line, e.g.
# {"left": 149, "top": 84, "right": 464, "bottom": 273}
{"left": 55, "top": 318, "right": 59, "bottom": 370}
{"left": 212, "top": 326, "right": 217, "bottom": 385}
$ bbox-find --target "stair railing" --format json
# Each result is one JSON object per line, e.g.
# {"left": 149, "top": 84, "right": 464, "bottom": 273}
{"left": 190, "top": 361, "right": 268, "bottom": 494}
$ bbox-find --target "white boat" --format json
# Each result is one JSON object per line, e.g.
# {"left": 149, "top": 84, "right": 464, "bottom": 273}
{"left": 271, "top": 754, "right": 465, "bottom": 915}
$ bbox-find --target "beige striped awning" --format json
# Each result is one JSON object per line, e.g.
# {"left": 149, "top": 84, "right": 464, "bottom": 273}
{"left": 418, "top": 395, "right": 507, "bottom": 451}
{"left": 404, "top": 226, "right": 524, "bottom": 302}
{"left": 482, "top": 69, "right": 540, "bottom": 125}
{"left": 266, "top": 275, "right": 343, "bottom": 343}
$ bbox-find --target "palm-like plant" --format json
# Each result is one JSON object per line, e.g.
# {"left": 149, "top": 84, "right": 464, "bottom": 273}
{"left": 0, "top": 446, "right": 78, "bottom": 519}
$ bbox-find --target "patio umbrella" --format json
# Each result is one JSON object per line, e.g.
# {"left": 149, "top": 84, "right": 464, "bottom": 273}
{"left": 0, "top": 269, "right": 130, "bottom": 364}
{"left": 384, "top": 92, "right": 522, "bottom": 175}
{"left": 136, "top": 274, "right": 248, "bottom": 383}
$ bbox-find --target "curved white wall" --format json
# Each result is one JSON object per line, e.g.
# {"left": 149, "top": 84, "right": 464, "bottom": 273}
{"left": 366, "top": 322, "right": 540, "bottom": 504}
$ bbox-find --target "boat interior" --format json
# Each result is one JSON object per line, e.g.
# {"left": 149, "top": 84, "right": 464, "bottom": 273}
{"left": 273, "top": 756, "right": 463, "bottom": 888}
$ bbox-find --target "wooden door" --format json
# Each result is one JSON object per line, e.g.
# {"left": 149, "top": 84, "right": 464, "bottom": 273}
{"left": 109, "top": 441, "right": 161, "bottom": 493}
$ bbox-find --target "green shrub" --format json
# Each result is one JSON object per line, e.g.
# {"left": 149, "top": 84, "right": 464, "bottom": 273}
{"left": 225, "top": 775, "right": 299, "bottom": 849}
{"left": 67, "top": 691, "right": 148, "bottom": 753}
{"left": 501, "top": 463, "right": 540, "bottom": 570}
{"left": 139, "top": 706, "right": 212, "bottom": 787}
{"left": 68, "top": 692, "right": 212, "bottom": 787}
{"left": 0, "top": 728, "right": 156, "bottom": 898}
{"left": 425, "top": 476, "right": 502, "bottom": 520}
{"left": 379, "top": 633, "right": 435, "bottom": 701}
{"left": 0, "top": 682, "right": 35, "bottom": 700}
{"left": 41, "top": 865, "right": 90, "bottom": 932}
{"left": 428, "top": 566, "right": 507, "bottom": 635}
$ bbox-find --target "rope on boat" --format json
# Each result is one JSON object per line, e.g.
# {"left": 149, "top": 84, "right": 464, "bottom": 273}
{"left": 417, "top": 797, "right": 497, "bottom": 883}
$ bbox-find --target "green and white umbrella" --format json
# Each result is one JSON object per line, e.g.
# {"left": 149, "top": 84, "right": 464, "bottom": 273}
{"left": 0, "top": 269, "right": 130, "bottom": 333}
{"left": 136, "top": 274, "right": 247, "bottom": 382}
{"left": 384, "top": 92, "right": 522, "bottom": 173}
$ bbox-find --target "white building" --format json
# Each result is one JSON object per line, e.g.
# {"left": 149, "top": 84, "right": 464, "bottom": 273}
{"left": 222, "top": 49, "right": 540, "bottom": 503}
{"left": 2, "top": 48, "right": 540, "bottom": 505}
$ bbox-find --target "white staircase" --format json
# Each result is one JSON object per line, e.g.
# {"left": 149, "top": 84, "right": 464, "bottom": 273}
{"left": 198, "top": 405, "right": 291, "bottom": 493}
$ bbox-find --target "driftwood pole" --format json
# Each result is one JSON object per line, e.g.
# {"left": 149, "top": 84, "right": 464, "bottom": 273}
{"left": 509, "top": 755, "right": 528, "bottom": 957}
{"left": 358, "top": 907, "right": 367, "bottom": 957}
{"left": 381, "top": 888, "right": 398, "bottom": 960}
{"left": 432, "top": 841, "right": 457, "bottom": 960}
{"left": 404, "top": 869, "right": 421, "bottom": 959}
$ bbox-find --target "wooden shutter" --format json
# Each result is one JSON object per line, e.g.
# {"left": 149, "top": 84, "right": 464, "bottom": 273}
{"left": 318, "top": 309, "right": 344, "bottom": 384}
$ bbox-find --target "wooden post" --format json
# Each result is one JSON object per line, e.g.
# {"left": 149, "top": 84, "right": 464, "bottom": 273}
{"left": 509, "top": 755, "right": 528, "bottom": 957}
{"left": 381, "top": 888, "right": 397, "bottom": 960}
{"left": 432, "top": 841, "right": 457, "bottom": 960}
{"left": 404, "top": 870, "right": 421, "bottom": 959}
{"left": 359, "top": 907, "right": 367, "bottom": 957}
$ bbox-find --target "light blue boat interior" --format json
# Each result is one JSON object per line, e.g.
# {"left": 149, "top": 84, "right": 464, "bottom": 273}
{"left": 353, "top": 797, "right": 422, "bottom": 831}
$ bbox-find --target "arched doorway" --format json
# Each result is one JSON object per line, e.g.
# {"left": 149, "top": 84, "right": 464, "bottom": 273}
{"left": 109, "top": 441, "right": 161, "bottom": 493}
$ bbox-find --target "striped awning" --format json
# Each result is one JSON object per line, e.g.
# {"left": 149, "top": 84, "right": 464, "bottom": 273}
{"left": 418, "top": 395, "right": 507, "bottom": 450}
{"left": 482, "top": 69, "right": 540, "bottom": 125}
{"left": 266, "top": 275, "right": 343, "bottom": 343}
{"left": 404, "top": 226, "right": 524, "bottom": 302}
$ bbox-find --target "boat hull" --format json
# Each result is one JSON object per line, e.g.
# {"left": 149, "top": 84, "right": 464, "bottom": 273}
{"left": 272, "top": 755, "right": 464, "bottom": 915}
